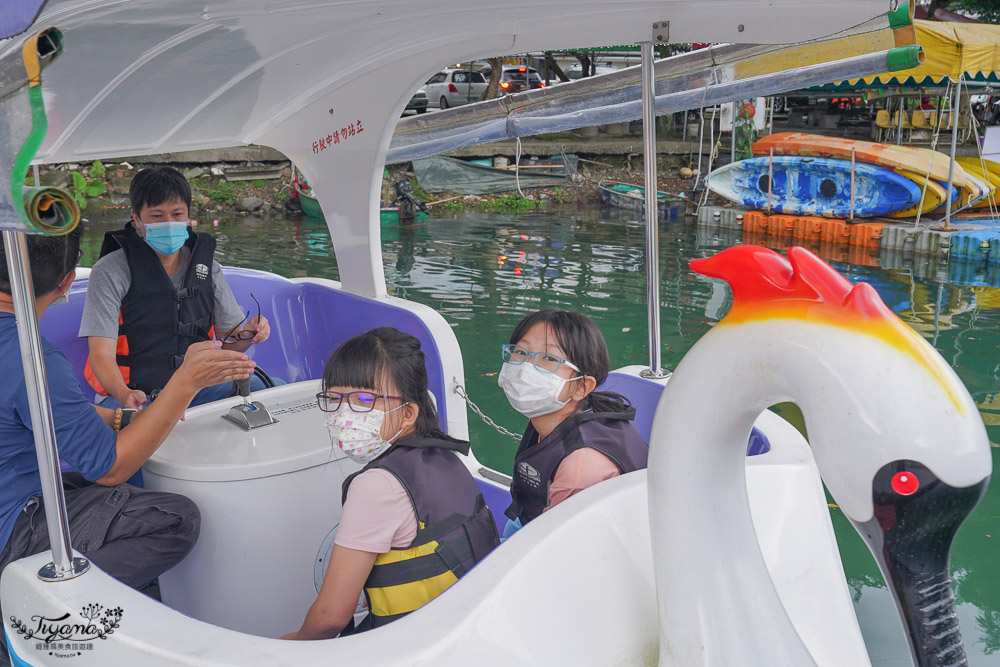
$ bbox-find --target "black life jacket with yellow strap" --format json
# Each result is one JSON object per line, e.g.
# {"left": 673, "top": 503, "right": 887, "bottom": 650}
{"left": 341, "top": 434, "right": 501, "bottom": 629}
{"left": 83, "top": 223, "right": 216, "bottom": 396}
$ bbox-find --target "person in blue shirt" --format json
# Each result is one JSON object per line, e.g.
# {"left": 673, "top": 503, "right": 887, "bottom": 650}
{"left": 0, "top": 228, "right": 257, "bottom": 591}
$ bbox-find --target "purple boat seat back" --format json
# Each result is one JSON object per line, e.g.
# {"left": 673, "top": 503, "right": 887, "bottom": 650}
{"left": 38, "top": 268, "right": 451, "bottom": 431}
{"left": 40, "top": 280, "right": 96, "bottom": 401}
{"left": 476, "top": 479, "right": 513, "bottom": 534}
{"left": 598, "top": 372, "right": 769, "bottom": 456}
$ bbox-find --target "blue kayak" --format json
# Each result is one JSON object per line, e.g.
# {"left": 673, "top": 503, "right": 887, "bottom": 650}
{"left": 708, "top": 156, "right": 922, "bottom": 218}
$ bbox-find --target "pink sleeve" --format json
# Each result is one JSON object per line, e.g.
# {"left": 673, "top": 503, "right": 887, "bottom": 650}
{"left": 546, "top": 448, "right": 621, "bottom": 511}
{"left": 334, "top": 469, "right": 418, "bottom": 552}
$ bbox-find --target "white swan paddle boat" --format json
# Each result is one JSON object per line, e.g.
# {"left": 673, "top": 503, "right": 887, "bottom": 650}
{"left": 3, "top": 1, "right": 990, "bottom": 665}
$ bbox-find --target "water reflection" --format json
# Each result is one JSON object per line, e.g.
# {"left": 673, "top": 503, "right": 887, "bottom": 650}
{"left": 81, "top": 207, "right": 1000, "bottom": 665}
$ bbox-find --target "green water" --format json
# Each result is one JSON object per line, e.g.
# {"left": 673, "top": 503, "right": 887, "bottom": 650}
{"left": 82, "top": 208, "right": 1000, "bottom": 664}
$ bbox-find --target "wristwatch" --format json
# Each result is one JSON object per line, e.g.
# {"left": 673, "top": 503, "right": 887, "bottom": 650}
{"left": 120, "top": 408, "right": 138, "bottom": 429}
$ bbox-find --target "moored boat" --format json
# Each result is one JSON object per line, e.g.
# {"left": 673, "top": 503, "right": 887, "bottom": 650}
{"left": 598, "top": 180, "right": 686, "bottom": 220}
{"left": 295, "top": 181, "right": 427, "bottom": 222}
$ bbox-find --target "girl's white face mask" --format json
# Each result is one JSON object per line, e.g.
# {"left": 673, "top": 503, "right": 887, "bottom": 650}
{"left": 498, "top": 362, "right": 582, "bottom": 419}
{"left": 325, "top": 403, "right": 408, "bottom": 464}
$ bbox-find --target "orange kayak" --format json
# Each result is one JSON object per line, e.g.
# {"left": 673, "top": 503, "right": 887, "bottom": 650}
{"left": 753, "top": 132, "right": 969, "bottom": 190}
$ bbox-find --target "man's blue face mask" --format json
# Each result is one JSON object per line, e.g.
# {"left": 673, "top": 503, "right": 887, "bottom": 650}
{"left": 141, "top": 220, "right": 189, "bottom": 255}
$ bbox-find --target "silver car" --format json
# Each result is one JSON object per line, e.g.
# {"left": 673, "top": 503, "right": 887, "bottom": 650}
{"left": 424, "top": 69, "right": 489, "bottom": 109}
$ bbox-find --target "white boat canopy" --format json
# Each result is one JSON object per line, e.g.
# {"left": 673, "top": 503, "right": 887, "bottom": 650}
{"left": 4, "top": 0, "right": 906, "bottom": 297}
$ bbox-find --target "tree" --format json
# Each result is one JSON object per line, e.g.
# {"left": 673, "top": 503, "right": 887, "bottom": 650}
{"left": 951, "top": 0, "right": 1000, "bottom": 22}
{"left": 543, "top": 52, "right": 570, "bottom": 85}
{"left": 482, "top": 57, "right": 503, "bottom": 100}
{"left": 572, "top": 51, "right": 593, "bottom": 78}
{"left": 920, "top": 0, "right": 1000, "bottom": 23}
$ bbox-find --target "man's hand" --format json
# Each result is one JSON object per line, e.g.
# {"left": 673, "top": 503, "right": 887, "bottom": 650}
{"left": 174, "top": 340, "right": 256, "bottom": 390}
{"left": 117, "top": 389, "right": 148, "bottom": 410}
{"left": 246, "top": 314, "right": 271, "bottom": 344}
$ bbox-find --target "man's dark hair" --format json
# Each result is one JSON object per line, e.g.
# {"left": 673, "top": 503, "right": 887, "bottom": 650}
{"left": 129, "top": 166, "right": 192, "bottom": 214}
{"left": 0, "top": 228, "right": 81, "bottom": 298}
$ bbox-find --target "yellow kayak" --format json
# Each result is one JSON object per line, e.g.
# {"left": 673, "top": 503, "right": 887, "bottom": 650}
{"left": 886, "top": 169, "right": 949, "bottom": 218}
{"left": 956, "top": 157, "right": 1000, "bottom": 209}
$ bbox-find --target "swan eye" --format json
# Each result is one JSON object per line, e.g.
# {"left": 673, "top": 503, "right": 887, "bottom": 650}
{"left": 891, "top": 471, "right": 920, "bottom": 496}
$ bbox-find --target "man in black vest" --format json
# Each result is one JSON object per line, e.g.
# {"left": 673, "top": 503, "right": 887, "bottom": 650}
{"left": 80, "top": 167, "right": 272, "bottom": 410}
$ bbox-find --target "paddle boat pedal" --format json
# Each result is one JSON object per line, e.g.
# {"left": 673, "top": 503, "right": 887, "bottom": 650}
{"left": 221, "top": 377, "right": 278, "bottom": 431}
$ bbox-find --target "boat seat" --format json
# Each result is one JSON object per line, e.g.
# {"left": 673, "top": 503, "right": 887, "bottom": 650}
{"left": 598, "top": 371, "right": 770, "bottom": 455}
{"left": 930, "top": 110, "right": 953, "bottom": 130}
{"left": 874, "top": 109, "right": 892, "bottom": 142}
{"left": 891, "top": 110, "right": 912, "bottom": 142}
{"left": 911, "top": 110, "right": 930, "bottom": 129}
{"left": 39, "top": 267, "right": 455, "bottom": 429}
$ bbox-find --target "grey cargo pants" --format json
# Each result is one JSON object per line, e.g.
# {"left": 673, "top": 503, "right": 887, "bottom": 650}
{"left": 0, "top": 473, "right": 200, "bottom": 588}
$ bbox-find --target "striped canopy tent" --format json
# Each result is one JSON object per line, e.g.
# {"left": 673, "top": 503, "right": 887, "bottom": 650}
{"left": 821, "top": 19, "right": 1000, "bottom": 89}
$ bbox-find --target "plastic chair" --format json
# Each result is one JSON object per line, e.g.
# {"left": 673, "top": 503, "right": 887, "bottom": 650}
{"left": 957, "top": 111, "right": 971, "bottom": 142}
{"left": 931, "top": 110, "right": 953, "bottom": 131}
{"left": 909, "top": 110, "right": 931, "bottom": 142}
{"left": 874, "top": 109, "right": 892, "bottom": 142}
{"left": 892, "top": 110, "right": 912, "bottom": 141}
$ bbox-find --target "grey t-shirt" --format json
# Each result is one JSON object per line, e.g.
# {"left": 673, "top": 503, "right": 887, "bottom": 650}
{"left": 79, "top": 247, "right": 246, "bottom": 340}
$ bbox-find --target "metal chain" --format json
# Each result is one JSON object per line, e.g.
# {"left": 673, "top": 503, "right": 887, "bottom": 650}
{"left": 453, "top": 378, "right": 522, "bottom": 442}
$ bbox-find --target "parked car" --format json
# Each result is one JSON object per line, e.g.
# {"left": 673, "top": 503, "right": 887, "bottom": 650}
{"left": 425, "top": 69, "right": 489, "bottom": 109}
{"left": 404, "top": 88, "right": 429, "bottom": 114}
{"left": 479, "top": 65, "right": 545, "bottom": 93}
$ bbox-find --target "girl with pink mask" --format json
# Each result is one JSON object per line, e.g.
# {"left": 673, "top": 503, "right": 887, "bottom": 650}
{"left": 498, "top": 309, "right": 648, "bottom": 537}
{"left": 283, "top": 327, "right": 499, "bottom": 640}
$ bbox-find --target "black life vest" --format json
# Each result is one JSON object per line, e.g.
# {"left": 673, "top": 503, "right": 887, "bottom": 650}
{"left": 341, "top": 434, "right": 500, "bottom": 630}
{"left": 505, "top": 401, "right": 649, "bottom": 525}
{"left": 86, "top": 223, "right": 216, "bottom": 395}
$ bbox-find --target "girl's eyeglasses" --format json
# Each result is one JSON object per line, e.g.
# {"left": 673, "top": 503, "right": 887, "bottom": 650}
{"left": 221, "top": 293, "right": 260, "bottom": 344}
{"left": 501, "top": 343, "right": 580, "bottom": 375}
{"left": 315, "top": 390, "right": 404, "bottom": 413}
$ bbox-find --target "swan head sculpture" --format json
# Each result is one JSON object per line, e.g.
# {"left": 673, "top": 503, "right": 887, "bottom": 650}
{"left": 649, "top": 245, "right": 991, "bottom": 667}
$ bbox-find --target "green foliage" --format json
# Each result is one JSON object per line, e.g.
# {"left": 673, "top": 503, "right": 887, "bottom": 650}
{"left": 481, "top": 194, "right": 543, "bottom": 211}
{"left": 251, "top": 179, "right": 268, "bottom": 189}
{"left": 733, "top": 99, "right": 757, "bottom": 161}
{"left": 69, "top": 163, "right": 110, "bottom": 209}
{"left": 439, "top": 200, "right": 465, "bottom": 212}
{"left": 408, "top": 179, "right": 431, "bottom": 201}
{"left": 197, "top": 180, "right": 240, "bottom": 203}
{"left": 71, "top": 171, "right": 89, "bottom": 210}
{"left": 950, "top": 0, "right": 1000, "bottom": 23}
{"left": 550, "top": 188, "right": 572, "bottom": 203}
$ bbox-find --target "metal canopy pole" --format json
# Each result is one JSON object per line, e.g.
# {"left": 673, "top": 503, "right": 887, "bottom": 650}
{"left": 945, "top": 75, "right": 962, "bottom": 227}
{"left": 896, "top": 95, "right": 904, "bottom": 145}
{"left": 640, "top": 41, "right": 666, "bottom": 379}
{"left": 730, "top": 101, "right": 737, "bottom": 164}
{"left": 1, "top": 229, "right": 88, "bottom": 581}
